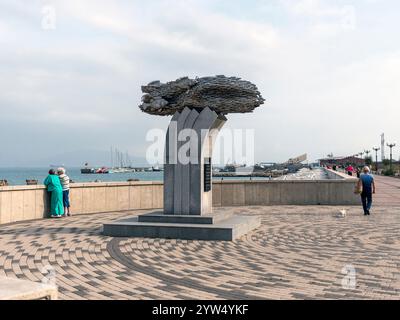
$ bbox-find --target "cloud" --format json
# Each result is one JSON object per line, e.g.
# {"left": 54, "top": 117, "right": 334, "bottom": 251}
{"left": 0, "top": 0, "right": 399, "bottom": 166}
{"left": 282, "top": 0, "right": 357, "bottom": 36}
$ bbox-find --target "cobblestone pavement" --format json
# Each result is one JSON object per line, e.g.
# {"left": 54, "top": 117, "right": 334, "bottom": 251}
{"left": 0, "top": 205, "right": 399, "bottom": 300}
{"left": 374, "top": 176, "right": 400, "bottom": 206}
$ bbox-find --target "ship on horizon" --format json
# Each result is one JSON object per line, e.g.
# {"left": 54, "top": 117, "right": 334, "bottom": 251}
{"left": 80, "top": 163, "right": 110, "bottom": 174}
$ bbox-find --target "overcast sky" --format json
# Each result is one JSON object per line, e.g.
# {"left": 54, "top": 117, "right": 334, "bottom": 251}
{"left": 0, "top": 0, "right": 399, "bottom": 167}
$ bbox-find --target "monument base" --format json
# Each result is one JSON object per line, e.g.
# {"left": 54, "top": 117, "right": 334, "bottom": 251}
{"left": 103, "top": 211, "right": 261, "bottom": 241}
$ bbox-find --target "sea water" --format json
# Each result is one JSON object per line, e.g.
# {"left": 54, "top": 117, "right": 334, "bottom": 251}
{"left": 0, "top": 167, "right": 268, "bottom": 186}
{"left": 0, "top": 167, "right": 163, "bottom": 186}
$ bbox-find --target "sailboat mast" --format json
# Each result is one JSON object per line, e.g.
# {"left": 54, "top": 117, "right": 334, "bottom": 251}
{"left": 110, "top": 146, "right": 114, "bottom": 168}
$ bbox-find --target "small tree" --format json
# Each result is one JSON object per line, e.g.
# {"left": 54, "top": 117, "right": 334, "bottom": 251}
{"left": 384, "top": 168, "right": 395, "bottom": 176}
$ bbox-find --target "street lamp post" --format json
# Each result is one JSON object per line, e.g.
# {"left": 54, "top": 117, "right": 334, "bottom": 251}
{"left": 357, "top": 152, "right": 361, "bottom": 165}
{"left": 387, "top": 143, "right": 396, "bottom": 171}
{"left": 373, "top": 147, "right": 380, "bottom": 173}
{"left": 364, "top": 150, "right": 371, "bottom": 166}
{"left": 359, "top": 152, "right": 364, "bottom": 165}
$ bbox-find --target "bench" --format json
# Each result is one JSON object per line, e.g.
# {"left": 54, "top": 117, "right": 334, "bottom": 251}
{"left": 26, "top": 180, "right": 38, "bottom": 185}
{"left": 0, "top": 276, "right": 58, "bottom": 300}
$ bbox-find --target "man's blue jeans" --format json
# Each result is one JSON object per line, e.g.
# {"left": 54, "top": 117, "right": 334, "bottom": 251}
{"left": 361, "top": 192, "right": 373, "bottom": 213}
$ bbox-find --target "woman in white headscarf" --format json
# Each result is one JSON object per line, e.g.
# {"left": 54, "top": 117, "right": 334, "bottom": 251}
{"left": 57, "top": 168, "right": 71, "bottom": 216}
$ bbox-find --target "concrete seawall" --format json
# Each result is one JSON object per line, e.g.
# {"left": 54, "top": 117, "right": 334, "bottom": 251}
{"left": 323, "top": 168, "right": 355, "bottom": 180}
{"left": 0, "top": 171, "right": 359, "bottom": 225}
{"left": 213, "top": 179, "right": 358, "bottom": 207}
{"left": 0, "top": 181, "right": 163, "bottom": 225}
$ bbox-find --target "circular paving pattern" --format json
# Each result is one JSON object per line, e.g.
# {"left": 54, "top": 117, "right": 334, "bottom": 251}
{"left": 0, "top": 206, "right": 399, "bottom": 300}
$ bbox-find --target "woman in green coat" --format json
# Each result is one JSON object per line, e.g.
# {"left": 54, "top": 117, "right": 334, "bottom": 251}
{"left": 44, "top": 169, "right": 64, "bottom": 218}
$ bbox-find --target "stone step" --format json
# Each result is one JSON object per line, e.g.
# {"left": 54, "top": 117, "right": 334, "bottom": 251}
{"left": 103, "top": 214, "right": 261, "bottom": 241}
{"left": 137, "top": 211, "right": 233, "bottom": 225}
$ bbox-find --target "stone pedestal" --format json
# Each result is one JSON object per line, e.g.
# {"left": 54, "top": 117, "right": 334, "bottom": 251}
{"left": 103, "top": 106, "right": 261, "bottom": 241}
{"left": 103, "top": 211, "right": 261, "bottom": 241}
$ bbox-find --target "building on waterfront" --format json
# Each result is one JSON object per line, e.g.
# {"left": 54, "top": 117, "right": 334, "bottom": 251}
{"left": 319, "top": 156, "right": 365, "bottom": 168}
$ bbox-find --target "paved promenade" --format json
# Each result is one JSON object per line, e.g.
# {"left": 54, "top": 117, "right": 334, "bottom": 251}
{"left": 374, "top": 175, "right": 400, "bottom": 206}
{"left": 0, "top": 203, "right": 399, "bottom": 300}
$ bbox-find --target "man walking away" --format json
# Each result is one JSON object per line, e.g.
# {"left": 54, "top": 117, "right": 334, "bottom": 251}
{"left": 357, "top": 166, "right": 376, "bottom": 216}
